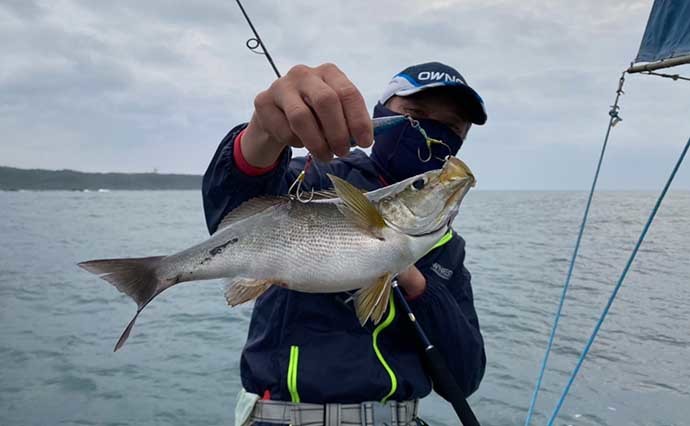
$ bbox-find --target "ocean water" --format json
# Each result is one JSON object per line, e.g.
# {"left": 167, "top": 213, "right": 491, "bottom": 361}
{"left": 1, "top": 190, "right": 688, "bottom": 426}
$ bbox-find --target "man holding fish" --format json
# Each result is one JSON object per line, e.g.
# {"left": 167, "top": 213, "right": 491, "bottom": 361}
{"left": 80, "top": 61, "right": 487, "bottom": 425}
{"left": 202, "top": 61, "right": 487, "bottom": 425}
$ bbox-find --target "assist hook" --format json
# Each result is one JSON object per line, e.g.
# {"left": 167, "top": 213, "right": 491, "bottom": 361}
{"left": 408, "top": 117, "right": 452, "bottom": 162}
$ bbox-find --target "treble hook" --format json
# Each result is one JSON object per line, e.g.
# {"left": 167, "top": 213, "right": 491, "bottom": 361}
{"left": 287, "top": 170, "right": 315, "bottom": 203}
{"left": 297, "top": 186, "right": 314, "bottom": 203}
{"left": 407, "top": 117, "right": 452, "bottom": 162}
{"left": 418, "top": 137, "right": 452, "bottom": 163}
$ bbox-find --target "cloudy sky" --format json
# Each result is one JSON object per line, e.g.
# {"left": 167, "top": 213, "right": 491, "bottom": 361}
{"left": 1, "top": 0, "right": 689, "bottom": 189}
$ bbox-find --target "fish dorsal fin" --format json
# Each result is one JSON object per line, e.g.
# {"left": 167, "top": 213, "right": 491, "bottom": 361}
{"left": 215, "top": 197, "right": 288, "bottom": 233}
{"left": 354, "top": 273, "right": 393, "bottom": 326}
{"left": 328, "top": 174, "right": 386, "bottom": 240}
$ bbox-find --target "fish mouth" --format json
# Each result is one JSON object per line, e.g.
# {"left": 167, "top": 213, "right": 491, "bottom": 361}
{"left": 440, "top": 157, "right": 476, "bottom": 185}
{"left": 442, "top": 177, "right": 473, "bottom": 225}
{"left": 439, "top": 158, "right": 476, "bottom": 229}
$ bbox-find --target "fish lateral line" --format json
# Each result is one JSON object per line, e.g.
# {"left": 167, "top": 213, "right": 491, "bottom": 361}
{"left": 209, "top": 237, "right": 239, "bottom": 256}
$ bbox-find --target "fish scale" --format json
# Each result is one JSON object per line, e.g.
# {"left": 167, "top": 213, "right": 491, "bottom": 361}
{"left": 216, "top": 203, "right": 403, "bottom": 290}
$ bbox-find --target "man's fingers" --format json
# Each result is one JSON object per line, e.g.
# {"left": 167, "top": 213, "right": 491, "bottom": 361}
{"left": 319, "top": 63, "right": 373, "bottom": 148}
{"left": 254, "top": 90, "right": 302, "bottom": 148}
{"left": 254, "top": 63, "right": 369, "bottom": 162}
{"left": 297, "top": 73, "right": 350, "bottom": 157}
{"left": 274, "top": 80, "right": 333, "bottom": 161}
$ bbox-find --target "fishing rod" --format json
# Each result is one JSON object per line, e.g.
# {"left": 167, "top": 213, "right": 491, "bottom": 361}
{"left": 234, "top": 0, "right": 281, "bottom": 79}
{"left": 234, "top": 0, "right": 437, "bottom": 203}
{"left": 391, "top": 280, "right": 480, "bottom": 426}
{"left": 234, "top": 2, "right": 480, "bottom": 424}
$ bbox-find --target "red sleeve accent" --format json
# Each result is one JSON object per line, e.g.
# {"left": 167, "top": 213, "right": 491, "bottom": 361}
{"left": 232, "top": 129, "right": 280, "bottom": 176}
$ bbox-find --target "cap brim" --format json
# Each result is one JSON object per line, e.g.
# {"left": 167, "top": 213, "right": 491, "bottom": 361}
{"left": 398, "top": 82, "right": 487, "bottom": 125}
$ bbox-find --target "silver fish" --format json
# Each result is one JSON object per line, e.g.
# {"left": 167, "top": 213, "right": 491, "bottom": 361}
{"left": 79, "top": 157, "right": 476, "bottom": 351}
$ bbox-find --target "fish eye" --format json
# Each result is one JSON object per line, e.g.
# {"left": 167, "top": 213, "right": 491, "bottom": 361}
{"left": 411, "top": 178, "right": 426, "bottom": 191}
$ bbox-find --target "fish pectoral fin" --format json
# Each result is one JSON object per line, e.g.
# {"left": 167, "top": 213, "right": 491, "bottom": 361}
{"left": 224, "top": 278, "right": 274, "bottom": 306}
{"left": 354, "top": 273, "right": 393, "bottom": 326}
{"left": 327, "top": 174, "right": 386, "bottom": 240}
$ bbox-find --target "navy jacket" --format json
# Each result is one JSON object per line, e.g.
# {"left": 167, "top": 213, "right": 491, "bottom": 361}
{"left": 202, "top": 124, "right": 485, "bottom": 404}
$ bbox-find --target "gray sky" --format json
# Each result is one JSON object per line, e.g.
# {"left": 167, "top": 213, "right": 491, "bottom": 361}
{"left": 1, "top": 0, "right": 689, "bottom": 190}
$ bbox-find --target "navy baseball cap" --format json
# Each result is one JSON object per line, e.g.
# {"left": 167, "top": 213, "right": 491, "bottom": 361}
{"left": 379, "top": 62, "right": 487, "bottom": 125}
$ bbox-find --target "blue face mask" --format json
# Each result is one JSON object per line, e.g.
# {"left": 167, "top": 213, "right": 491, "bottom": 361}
{"left": 370, "top": 103, "right": 465, "bottom": 183}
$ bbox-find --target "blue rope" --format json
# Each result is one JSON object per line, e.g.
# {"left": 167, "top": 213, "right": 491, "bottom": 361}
{"left": 546, "top": 134, "right": 690, "bottom": 425}
{"left": 524, "top": 73, "right": 626, "bottom": 425}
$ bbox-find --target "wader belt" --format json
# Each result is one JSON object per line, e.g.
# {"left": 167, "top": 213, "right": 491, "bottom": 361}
{"left": 250, "top": 399, "right": 419, "bottom": 426}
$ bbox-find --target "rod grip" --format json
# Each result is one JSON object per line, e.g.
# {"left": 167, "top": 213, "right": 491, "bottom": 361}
{"left": 424, "top": 347, "right": 480, "bottom": 426}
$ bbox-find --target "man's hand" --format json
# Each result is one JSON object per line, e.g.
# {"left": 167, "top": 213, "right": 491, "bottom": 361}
{"left": 397, "top": 265, "right": 427, "bottom": 299}
{"left": 241, "top": 63, "right": 374, "bottom": 167}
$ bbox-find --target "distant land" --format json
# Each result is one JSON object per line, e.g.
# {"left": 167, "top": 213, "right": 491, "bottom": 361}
{"left": 0, "top": 166, "right": 202, "bottom": 191}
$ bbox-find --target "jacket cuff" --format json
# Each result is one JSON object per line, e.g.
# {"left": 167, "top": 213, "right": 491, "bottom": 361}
{"left": 232, "top": 129, "right": 281, "bottom": 176}
{"left": 406, "top": 277, "right": 455, "bottom": 312}
{"left": 215, "top": 124, "right": 292, "bottom": 194}
{"left": 404, "top": 284, "right": 426, "bottom": 302}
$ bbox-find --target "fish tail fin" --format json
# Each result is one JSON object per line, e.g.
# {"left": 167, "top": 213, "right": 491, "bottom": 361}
{"left": 78, "top": 256, "right": 169, "bottom": 351}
